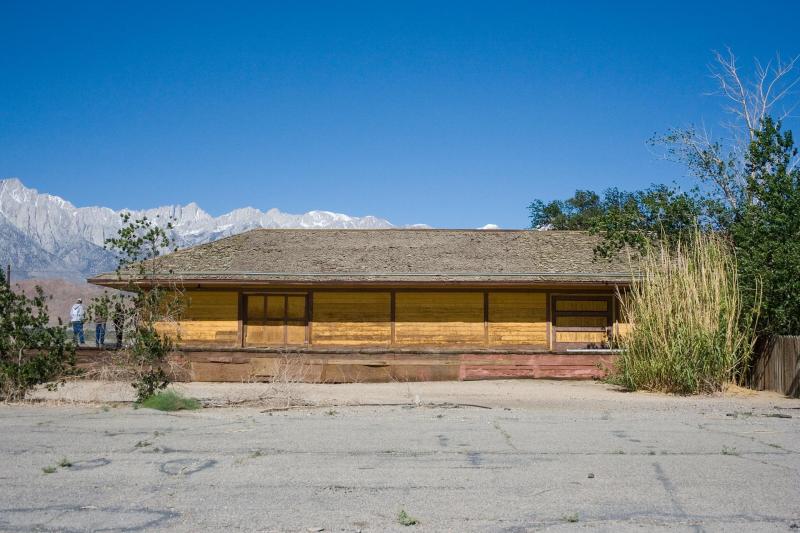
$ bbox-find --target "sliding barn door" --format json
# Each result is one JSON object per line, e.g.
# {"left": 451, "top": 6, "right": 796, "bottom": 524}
{"left": 552, "top": 295, "right": 612, "bottom": 351}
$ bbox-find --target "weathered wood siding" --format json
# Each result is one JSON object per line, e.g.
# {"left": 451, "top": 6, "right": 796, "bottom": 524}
{"left": 311, "top": 292, "right": 392, "bottom": 346}
{"left": 753, "top": 336, "right": 800, "bottom": 397}
{"left": 394, "top": 292, "right": 485, "bottom": 345}
{"left": 551, "top": 296, "right": 612, "bottom": 348}
{"left": 245, "top": 294, "right": 308, "bottom": 347}
{"left": 488, "top": 292, "right": 547, "bottom": 347}
{"left": 156, "top": 290, "right": 239, "bottom": 347}
{"left": 154, "top": 288, "right": 628, "bottom": 353}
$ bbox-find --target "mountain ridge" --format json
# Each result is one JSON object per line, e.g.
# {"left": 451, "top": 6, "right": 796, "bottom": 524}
{"left": 0, "top": 177, "right": 425, "bottom": 281}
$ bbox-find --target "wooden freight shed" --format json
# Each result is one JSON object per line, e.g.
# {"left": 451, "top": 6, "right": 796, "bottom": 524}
{"left": 88, "top": 229, "right": 635, "bottom": 382}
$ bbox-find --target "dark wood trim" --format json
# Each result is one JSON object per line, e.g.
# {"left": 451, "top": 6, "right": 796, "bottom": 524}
{"left": 483, "top": 291, "right": 489, "bottom": 346}
{"left": 93, "top": 279, "right": 632, "bottom": 290}
{"left": 546, "top": 291, "right": 552, "bottom": 352}
{"left": 241, "top": 292, "right": 310, "bottom": 348}
{"left": 390, "top": 290, "right": 396, "bottom": 346}
{"left": 552, "top": 310, "right": 611, "bottom": 317}
{"left": 307, "top": 291, "right": 313, "bottom": 345}
{"left": 236, "top": 290, "right": 244, "bottom": 348}
{"left": 611, "top": 291, "right": 618, "bottom": 339}
{"left": 282, "top": 295, "right": 288, "bottom": 345}
{"left": 551, "top": 294, "right": 614, "bottom": 351}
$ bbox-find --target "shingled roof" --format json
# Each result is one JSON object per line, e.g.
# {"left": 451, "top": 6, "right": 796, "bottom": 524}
{"left": 88, "top": 229, "right": 638, "bottom": 286}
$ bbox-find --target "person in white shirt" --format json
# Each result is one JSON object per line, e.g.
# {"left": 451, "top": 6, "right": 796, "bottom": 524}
{"left": 70, "top": 298, "right": 85, "bottom": 345}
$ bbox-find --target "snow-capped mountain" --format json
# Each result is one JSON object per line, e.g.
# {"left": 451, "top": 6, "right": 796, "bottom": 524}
{"left": 0, "top": 177, "right": 411, "bottom": 281}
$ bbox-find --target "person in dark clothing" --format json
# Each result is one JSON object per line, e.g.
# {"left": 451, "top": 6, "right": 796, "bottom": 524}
{"left": 113, "top": 302, "right": 125, "bottom": 349}
{"left": 94, "top": 306, "right": 108, "bottom": 347}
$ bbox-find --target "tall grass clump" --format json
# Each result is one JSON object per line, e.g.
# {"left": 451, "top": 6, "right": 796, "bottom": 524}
{"left": 610, "top": 230, "right": 759, "bottom": 394}
{"left": 139, "top": 390, "right": 200, "bottom": 411}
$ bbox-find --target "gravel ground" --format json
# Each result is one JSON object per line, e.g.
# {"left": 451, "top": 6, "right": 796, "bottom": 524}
{"left": 2, "top": 380, "right": 799, "bottom": 532}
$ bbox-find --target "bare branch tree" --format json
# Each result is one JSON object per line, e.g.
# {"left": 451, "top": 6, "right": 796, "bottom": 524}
{"left": 709, "top": 48, "right": 800, "bottom": 143}
{"left": 652, "top": 49, "right": 800, "bottom": 209}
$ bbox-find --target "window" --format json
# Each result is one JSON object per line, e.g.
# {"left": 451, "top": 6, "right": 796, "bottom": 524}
{"left": 243, "top": 294, "right": 307, "bottom": 346}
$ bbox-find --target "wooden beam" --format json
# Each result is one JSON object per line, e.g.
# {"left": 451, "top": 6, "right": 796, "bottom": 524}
{"left": 390, "top": 290, "right": 396, "bottom": 345}
{"left": 483, "top": 291, "right": 489, "bottom": 346}
{"left": 236, "top": 290, "right": 244, "bottom": 348}
{"left": 307, "top": 291, "right": 313, "bottom": 345}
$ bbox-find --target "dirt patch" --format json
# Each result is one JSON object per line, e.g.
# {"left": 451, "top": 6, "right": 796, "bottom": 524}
{"left": 22, "top": 379, "right": 799, "bottom": 412}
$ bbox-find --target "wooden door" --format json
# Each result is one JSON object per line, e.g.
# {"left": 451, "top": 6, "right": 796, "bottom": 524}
{"left": 244, "top": 294, "right": 307, "bottom": 347}
{"left": 552, "top": 295, "right": 612, "bottom": 351}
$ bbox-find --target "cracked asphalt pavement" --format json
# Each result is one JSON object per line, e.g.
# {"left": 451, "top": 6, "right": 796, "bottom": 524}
{"left": 1, "top": 381, "right": 799, "bottom": 532}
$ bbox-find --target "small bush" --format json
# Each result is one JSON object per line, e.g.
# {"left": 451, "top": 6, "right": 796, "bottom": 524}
{"left": 563, "top": 512, "right": 579, "bottom": 523}
{"left": 397, "top": 510, "right": 418, "bottom": 526}
{"left": 139, "top": 390, "right": 200, "bottom": 411}
{"left": 42, "top": 466, "right": 56, "bottom": 474}
{"left": 1, "top": 271, "right": 77, "bottom": 401}
{"left": 132, "top": 366, "right": 170, "bottom": 403}
{"left": 609, "top": 230, "right": 759, "bottom": 394}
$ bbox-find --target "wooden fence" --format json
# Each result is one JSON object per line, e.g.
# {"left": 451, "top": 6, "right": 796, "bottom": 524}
{"left": 752, "top": 336, "right": 800, "bottom": 398}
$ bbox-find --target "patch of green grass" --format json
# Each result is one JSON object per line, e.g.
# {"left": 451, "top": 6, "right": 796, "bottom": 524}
{"left": 563, "top": 512, "right": 579, "bottom": 523}
{"left": 57, "top": 457, "right": 72, "bottom": 468}
{"left": 397, "top": 509, "right": 418, "bottom": 526}
{"left": 42, "top": 466, "right": 57, "bottom": 474}
{"left": 721, "top": 446, "right": 739, "bottom": 456}
{"left": 139, "top": 390, "right": 201, "bottom": 412}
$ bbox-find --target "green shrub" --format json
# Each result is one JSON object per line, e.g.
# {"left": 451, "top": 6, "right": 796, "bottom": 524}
{"left": 1, "top": 270, "right": 77, "bottom": 401}
{"left": 139, "top": 390, "right": 200, "bottom": 411}
{"left": 609, "top": 230, "right": 759, "bottom": 394}
{"left": 397, "top": 510, "right": 418, "bottom": 526}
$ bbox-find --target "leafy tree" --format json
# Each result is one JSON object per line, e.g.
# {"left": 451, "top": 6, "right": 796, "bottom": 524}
{"left": 732, "top": 118, "right": 800, "bottom": 336}
{"left": 528, "top": 185, "right": 718, "bottom": 257}
{"left": 0, "top": 270, "right": 76, "bottom": 401}
{"left": 104, "top": 213, "right": 183, "bottom": 402}
{"left": 105, "top": 212, "right": 177, "bottom": 280}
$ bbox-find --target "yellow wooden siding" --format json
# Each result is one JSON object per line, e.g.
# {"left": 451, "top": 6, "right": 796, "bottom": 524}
{"left": 311, "top": 292, "right": 391, "bottom": 346}
{"left": 616, "top": 322, "right": 633, "bottom": 338}
{"left": 267, "top": 296, "right": 285, "bottom": 319}
{"left": 555, "top": 331, "right": 607, "bottom": 343}
{"left": 156, "top": 290, "right": 239, "bottom": 346}
{"left": 555, "top": 299, "right": 608, "bottom": 312}
{"left": 555, "top": 315, "right": 608, "bottom": 328}
{"left": 247, "top": 295, "right": 265, "bottom": 320}
{"left": 287, "top": 322, "right": 307, "bottom": 344}
{"left": 287, "top": 296, "right": 306, "bottom": 320}
{"left": 244, "top": 294, "right": 308, "bottom": 346}
{"left": 245, "top": 322, "right": 283, "bottom": 346}
{"left": 615, "top": 293, "right": 632, "bottom": 338}
{"left": 488, "top": 292, "right": 547, "bottom": 346}
{"left": 395, "top": 292, "right": 484, "bottom": 345}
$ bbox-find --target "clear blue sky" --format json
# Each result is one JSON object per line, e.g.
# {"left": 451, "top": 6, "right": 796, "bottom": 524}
{"left": 1, "top": 1, "right": 798, "bottom": 228}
